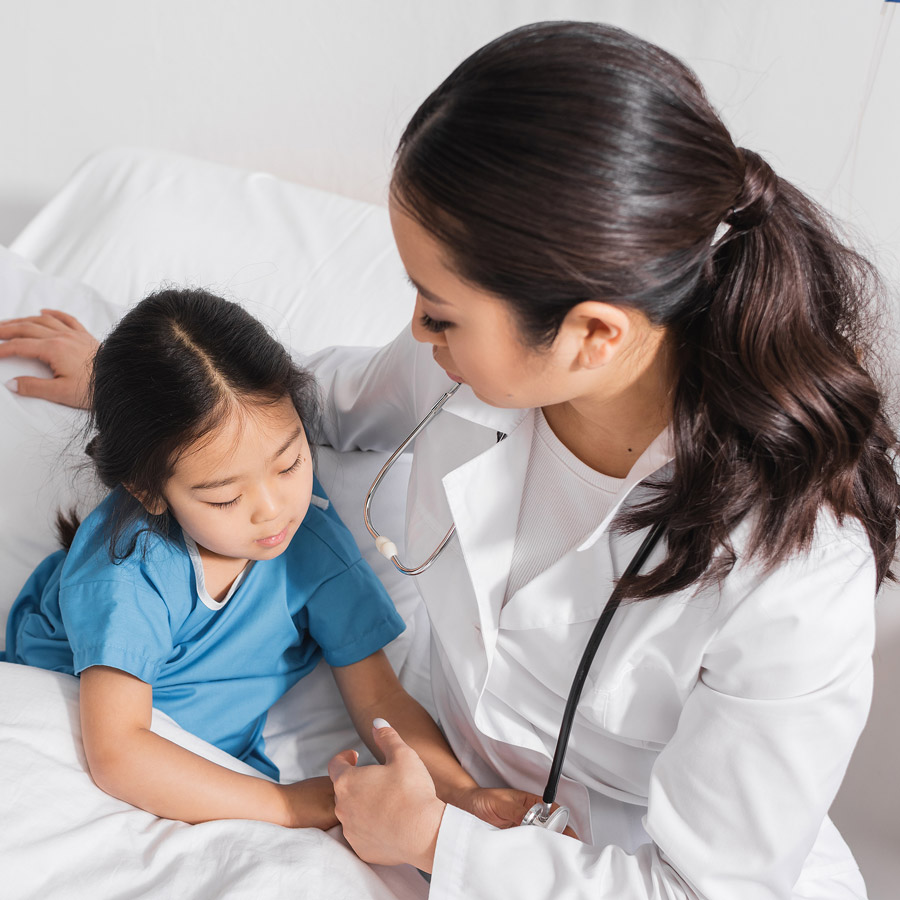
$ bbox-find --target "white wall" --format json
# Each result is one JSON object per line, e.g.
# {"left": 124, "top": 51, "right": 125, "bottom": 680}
{"left": 1, "top": 0, "right": 898, "bottom": 284}
{"left": 1, "top": 1, "right": 898, "bottom": 896}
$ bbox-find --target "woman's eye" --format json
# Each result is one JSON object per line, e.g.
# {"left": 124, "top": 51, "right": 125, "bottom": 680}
{"left": 208, "top": 497, "right": 240, "bottom": 509}
{"left": 281, "top": 455, "right": 303, "bottom": 475}
{"left": 419, "top": 312, "right": 453, "bottom": 333}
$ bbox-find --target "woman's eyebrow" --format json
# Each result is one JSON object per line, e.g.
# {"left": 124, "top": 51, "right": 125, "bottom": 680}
{"left": 190, "top": 426, "right": 304, "bottom": 491}
{"left": 405, "top": 274, "right": 449, "bottom": 305}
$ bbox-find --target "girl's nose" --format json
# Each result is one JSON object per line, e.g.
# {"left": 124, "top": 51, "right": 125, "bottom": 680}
{"left": 250, "top": 484, "right": 280, "bottom": 523}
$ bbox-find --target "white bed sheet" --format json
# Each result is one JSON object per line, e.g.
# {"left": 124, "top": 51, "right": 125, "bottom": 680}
{"left": 0, "top": 148, "right": 430, "bottom": 899}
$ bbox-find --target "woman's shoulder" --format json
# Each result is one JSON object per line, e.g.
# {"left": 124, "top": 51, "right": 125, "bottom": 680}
{"left": 703, "top": 508, "right": 877, "bottom": 699}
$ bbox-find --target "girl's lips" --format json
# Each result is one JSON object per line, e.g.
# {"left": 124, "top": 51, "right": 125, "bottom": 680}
{"left": 256, "top": 527, "right": 288, "bottom": 547}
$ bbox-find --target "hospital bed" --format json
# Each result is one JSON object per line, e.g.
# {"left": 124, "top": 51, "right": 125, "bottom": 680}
{"left": 0, "top": 147, "right": 431, "bottom": 900}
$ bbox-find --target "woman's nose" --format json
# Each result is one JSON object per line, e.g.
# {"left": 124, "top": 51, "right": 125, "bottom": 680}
{"left": 410, "top": 295, "right": 447, "bottom": 347}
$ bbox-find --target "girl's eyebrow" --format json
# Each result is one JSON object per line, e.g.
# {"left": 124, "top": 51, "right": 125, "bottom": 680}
{"left": 190, "top": 426, "right": 304, "bottom": 491}
{"left": 405, "top": 274, "right": 450, "bottom": 306}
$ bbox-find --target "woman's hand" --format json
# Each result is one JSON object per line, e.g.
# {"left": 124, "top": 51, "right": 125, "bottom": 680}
{"left": 0, "top": 308, "right": 98, "bottom": 407}
{"left": 278, "top": 776, "right": 340, "bottom": 830}
{"left": 328, "top": 721, "right": 446, "bottom": 872}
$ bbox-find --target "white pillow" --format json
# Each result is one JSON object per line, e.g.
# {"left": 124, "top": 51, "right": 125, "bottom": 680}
{"left": 0, "top": 247, "right": 119, "bottom": 644}
{"left": 10, "top": 147, "right": 415, "bottom": 350}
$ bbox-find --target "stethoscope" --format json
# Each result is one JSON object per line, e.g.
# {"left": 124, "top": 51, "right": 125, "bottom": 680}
{"left": 363, "top": 385, "right": 666, "bottom": 834}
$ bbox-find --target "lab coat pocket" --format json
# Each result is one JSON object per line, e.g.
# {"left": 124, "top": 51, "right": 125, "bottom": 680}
{"left": 589, "top": 661, "right": 693, "bottom": 748}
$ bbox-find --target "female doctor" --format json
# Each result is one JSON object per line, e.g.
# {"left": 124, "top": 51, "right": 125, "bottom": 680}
{"left": 3, "top": 22, "right": 898, "bottom": 900}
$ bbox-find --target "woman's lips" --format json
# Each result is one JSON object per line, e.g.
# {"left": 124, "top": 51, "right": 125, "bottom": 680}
{"left": 432, "top": 349, "right": 464, "bottom": 383}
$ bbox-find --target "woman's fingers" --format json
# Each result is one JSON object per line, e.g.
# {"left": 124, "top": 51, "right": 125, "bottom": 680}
{"left": 0, "top": 313, "right": 98, "bottom": 408}
{"left": 328, "top": 722, "right": 445, "bottom": 870}
{"left": 38, "top": 308, "right": 91, "bottom": 331}
{"left": 7, "top": 374, "right": 82, "bottom": 404}
{"left": 0, "top": 336, "right": 55, "bottom": 362}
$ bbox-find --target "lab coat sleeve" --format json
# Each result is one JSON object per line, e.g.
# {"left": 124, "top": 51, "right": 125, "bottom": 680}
{"left": 429, "top": 524, "right": 877, "bottom": 900}
{"left": 300, "top": 325, "right": 440, "bottom": 453}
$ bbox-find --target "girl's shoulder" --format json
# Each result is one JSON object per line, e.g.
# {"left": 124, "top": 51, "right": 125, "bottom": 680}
{"left": 288, "top": 479, "right": 363, "bottom": 572}
{"left": 62, "top": 491, "right": 186, "bottom": 588}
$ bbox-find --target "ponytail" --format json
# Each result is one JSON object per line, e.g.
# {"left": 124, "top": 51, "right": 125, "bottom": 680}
{"left": 619, "top": 152, "right": 900, "bottom": 597}
{"left": 392, "top": 20, "right": 900, "bottom": 599}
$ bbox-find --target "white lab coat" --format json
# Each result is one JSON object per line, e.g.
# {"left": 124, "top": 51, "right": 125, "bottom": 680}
{"left": 308, "top": 326, "right": 875, "bottom": 900}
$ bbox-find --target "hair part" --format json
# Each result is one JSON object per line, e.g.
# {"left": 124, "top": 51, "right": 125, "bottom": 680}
{"left": 391, "top": 21, "right": 900, "bottom": 597}
{"left": 58, "top": 287, "right": 320, "bottom": 559}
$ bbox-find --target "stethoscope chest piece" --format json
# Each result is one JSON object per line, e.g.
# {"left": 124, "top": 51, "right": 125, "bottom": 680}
{"left": 521, "top": 801, "right": 569, "bottom": 833}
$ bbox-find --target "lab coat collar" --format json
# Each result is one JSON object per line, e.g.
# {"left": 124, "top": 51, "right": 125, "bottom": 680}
{"left": 440, "top": 407, "right": 535, "bottom": 651}
{"left": 576, "top": 428, "right": 674, "bottom": 552}
{"left": 442, "top": 382, "right": 530, "bottom": 439}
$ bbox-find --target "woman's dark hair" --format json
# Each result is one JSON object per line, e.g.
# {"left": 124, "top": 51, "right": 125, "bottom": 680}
{"left": 58, "top": 288, "right": 320, "bottom": 558}
{"left": 392, "top": 21, "right": 900, "bottom": 598}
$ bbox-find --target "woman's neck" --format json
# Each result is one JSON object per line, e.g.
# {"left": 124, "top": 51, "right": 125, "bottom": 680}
{"left": 542, "top": 340, "right": 673, "bottom": 478}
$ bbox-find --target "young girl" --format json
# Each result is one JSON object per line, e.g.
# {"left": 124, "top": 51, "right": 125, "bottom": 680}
{"left": 2, "top": 287, "right": 537, "bottom": 831}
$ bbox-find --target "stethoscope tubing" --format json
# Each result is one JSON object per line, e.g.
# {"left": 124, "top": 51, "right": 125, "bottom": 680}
{"left": 364, "top": 384, "right": 667, "bottom": 822}
{"left": 541, "top": 519, "right": 667, "bottom": 807}
{"left": 363, "top": 383, "right": 461, "bottom": 575}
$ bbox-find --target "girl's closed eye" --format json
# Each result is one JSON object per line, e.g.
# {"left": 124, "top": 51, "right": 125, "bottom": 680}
{"left": 281, "top": 454, "right": 304, "bottom": 475}
{"left": 419, "top": 312, "right": 453, "bottom": 333}
{"left": 208, "top": 496, "right": 240, "bottom": 509}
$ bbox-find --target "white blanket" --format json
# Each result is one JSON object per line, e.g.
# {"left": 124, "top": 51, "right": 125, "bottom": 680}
{"left": 0, "top": 661, "right": 427, "bottom": 899}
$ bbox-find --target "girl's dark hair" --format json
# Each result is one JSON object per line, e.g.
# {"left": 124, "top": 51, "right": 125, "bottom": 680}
{"left": 391, "top": 21, "right": 900, "bottom": 598}
{"left": 57, "top": 288, "right": 320, "bottom": 558}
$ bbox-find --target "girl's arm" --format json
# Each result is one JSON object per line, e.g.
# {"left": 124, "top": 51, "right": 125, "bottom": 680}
{"left": 330, "top": 650, "right": 542, "bottom": 829}
{"left": 80, "top": 665, "right": 337, "bottom": 829}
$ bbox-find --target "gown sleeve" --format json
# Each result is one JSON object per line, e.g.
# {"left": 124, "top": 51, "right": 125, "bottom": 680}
{"left": 429, "top": 524, "right": 876, "bottom": 900}
{"left": 301, "top": 325, "right": 440, "bottom": 453}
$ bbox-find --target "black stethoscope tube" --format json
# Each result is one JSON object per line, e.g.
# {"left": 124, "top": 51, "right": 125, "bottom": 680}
{"left": 541, "top": 519, "right": 667, "bottom": 807}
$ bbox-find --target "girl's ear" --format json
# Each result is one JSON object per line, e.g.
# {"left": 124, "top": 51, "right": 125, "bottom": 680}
{"left": 559, "top": 301, "right": 632, "bottom": 369}
{"left": 124, "top": 485, "right": 167, "bottom": 516}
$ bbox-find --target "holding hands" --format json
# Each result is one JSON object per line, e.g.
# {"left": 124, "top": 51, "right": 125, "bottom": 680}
{"left": 328, "top": 720, "right": 561, "bottom": 872}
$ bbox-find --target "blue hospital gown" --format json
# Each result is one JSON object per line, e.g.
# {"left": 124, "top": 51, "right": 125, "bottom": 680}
{"left": 4, "top": 479, "right": 405, "bottom": 780}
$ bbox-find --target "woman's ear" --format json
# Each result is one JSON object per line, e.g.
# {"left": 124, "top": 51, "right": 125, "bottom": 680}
{"left": 124, "top": 485, "right": 167, "bottom": 516}
{"left": 560, "top": 301, "right": 632, "bottom": 369}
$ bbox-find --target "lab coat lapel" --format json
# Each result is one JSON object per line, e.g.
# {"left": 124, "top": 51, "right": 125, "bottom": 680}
{"left": 440, "top": 399, "right": 534, "bottom": 660}
{"left": 499, "top": 432, "right": 674, "bottom": 632}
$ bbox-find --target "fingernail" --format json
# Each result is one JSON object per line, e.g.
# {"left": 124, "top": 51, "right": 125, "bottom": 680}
{"left": 5, "top": 378, "right": 18, "bottom": 393}
{"left": 373, "top": 717, "right": 391, "bottom": 730}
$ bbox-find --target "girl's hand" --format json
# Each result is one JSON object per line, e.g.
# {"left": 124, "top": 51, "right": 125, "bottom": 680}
{"left": 278, "top": 775, "right": 339, "bottom": 830}
{"left": 448, "top": 785, "right": 540, "bottom": 829}
{"left": 446, "top": 785, "right": 579, "bottom": 839}
{"left": 328, "top": 721, "right": 446, "bottom": 871}
{"left": 0, "top": 308, "right": 98, "bottom": 407}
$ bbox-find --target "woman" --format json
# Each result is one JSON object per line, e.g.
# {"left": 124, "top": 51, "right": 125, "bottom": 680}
{"left": 3, "top": 22, "right": 896, "bottom": 900}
